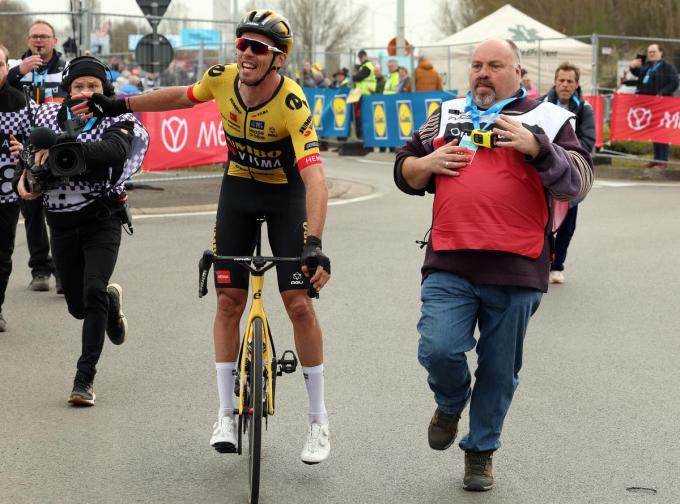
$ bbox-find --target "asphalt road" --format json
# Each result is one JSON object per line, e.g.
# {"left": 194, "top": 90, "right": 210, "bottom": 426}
{"left": 1, "top": 153, "right": 679, "bottom": 504}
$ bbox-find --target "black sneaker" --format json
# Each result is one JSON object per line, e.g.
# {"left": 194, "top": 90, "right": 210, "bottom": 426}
{"left": 0, "top": 311, "right": 6, "bottom": 332}
{"left": 428, "top": 408, "right": 461, "bottom": 450}
{"left": 463, "top": 450, "right": 494, "bottom": 491}
{"left": 106, "top": 284, "right": 127, "bottom": 345}
{"left": 28, "top": 275, "right": 50, "bottom": 292}
{"left": 68, "top": 379, "right": 96, "bottom": 406}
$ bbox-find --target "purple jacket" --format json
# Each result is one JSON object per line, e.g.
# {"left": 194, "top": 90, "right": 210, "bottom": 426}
{"left": 394, "top": 96, "right": 593, "bottom": 292}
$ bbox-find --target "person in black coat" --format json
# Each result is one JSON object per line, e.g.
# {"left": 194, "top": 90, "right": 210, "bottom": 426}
{"left": 629, "top": 44, "right": 680, "bottom": 168}
{"left": 8, "top": 20, "right": 67, "bottom": 292}
{"left": 14, "top": 56, "right": 149, "bottom": 406}
{"left": 0, "top": 44, "right": 36, "bottom": 332}
{"left": 541, "top": 62, "right": 596, "bottom": 285}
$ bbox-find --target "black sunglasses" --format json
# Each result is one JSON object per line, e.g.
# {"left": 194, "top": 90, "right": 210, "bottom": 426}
{"left": 235, "top": 37, "right": 283, "bottom": 56}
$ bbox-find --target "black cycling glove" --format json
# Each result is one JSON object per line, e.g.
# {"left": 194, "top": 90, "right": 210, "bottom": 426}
{"left": 301, "top": 235, "right": 331, "bottom": 275}
{"left": 85, "top": 93, "right": 129, "bottom": 117}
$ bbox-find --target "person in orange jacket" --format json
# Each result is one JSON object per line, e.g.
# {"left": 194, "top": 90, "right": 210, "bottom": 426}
{"left": 415, "top": 56, "right": 443, "bottom": 91}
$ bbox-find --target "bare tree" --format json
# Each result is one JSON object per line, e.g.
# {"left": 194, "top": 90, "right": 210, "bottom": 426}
{"left": 0, "top": 0, "right": 33, "bottom": 58}
{"left": 434, "top": 0, "right": 680, "bottom": 41}
{"left": 280, "top": 0, "right": 365, "bottom": 57}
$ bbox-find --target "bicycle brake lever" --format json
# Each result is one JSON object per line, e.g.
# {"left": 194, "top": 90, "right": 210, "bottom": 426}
{"left": 198, "top": 250, "right": 213, "bottom": 298}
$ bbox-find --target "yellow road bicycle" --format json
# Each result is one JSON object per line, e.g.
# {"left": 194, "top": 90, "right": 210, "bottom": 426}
{"left": 198, "top": 217, "right": 317, "bottom": 504}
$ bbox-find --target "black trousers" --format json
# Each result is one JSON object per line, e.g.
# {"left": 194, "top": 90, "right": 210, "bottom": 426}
{"left": 49, "top": 211, "right": 121, "bottom": 382}
{"left": 551, "top": 205, "right": 578, "bottom": 272}
{"left": 0, "top": 203, "right": 21, "bottom": 309}
{"left": 20, "top": 198, "right": 54, "bottom": 277}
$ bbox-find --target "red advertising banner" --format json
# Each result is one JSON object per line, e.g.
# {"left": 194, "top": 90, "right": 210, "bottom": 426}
{"left": 140, "top": 100, "right": 226, "bottom": 171}
{"left": 610, "top": 94, "right": 680, "bottom": 146}
{"left": 584, "top": 95, "right": 604, "bottom": 148}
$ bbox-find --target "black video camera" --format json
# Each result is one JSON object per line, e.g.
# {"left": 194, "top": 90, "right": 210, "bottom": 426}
{"left": 21, "top": 120, "right": 87, "bottom": 193}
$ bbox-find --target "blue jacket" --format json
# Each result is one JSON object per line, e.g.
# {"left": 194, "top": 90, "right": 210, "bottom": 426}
{"left": 630, "top": 59, "right": 679, "bottom": 96}
{"left": 541, "top": 86, "right": 596, "bottom": 152}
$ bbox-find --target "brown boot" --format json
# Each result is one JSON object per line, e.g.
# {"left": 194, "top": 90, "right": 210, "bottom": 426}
{"left": 427, "top": 408, "right": 460, "bottom": 450}
{"left": 463, "top": 450, "right": 494, "bottom": 491}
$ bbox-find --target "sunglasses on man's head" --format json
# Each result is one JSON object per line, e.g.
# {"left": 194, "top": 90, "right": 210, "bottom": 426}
{"left": 235, "top": 37, "right": 283, "bottom": 56}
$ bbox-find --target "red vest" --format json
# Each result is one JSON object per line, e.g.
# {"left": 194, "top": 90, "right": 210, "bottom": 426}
{"left": 432, "top": 147, "right": 547, "bottom": 258}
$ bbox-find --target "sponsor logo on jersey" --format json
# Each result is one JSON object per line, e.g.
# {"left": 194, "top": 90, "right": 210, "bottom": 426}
{"left": 304, "top": 141, "right": 319, "bottom": 150}
{"left": 332, "top": 95, "right": 347, "bottom": 129}
{"left": 208, "top": 65, "right": 226, "bottom": 77}
{"left": 313, "top": 96, "right": 324, "bottom": 129}
{"left": 250, "top": 120, "right": 265, "bottom": 130}
{"left": 226, "top": 137, "right": 283, "bottom": 169}
{"left": 229, "top": 112, "right": 238, "bottom": 122}
{"left": 268, "top": 126, "right": 278, "bottom": 137}
{"left": 372, "top": 102, "right": 387, "bottom": 139}
{"left": 299, "top": 114, "right": 313, "bottom": 134}
{"left": 291, "top": 271, "right": 304, "bottom": 285}
{"left": 298, "top": 153, "right": 321, "bottom": 170}
{"left": 397, "top": 100, "right": 414, "bottom": 139}
{"left": 285, "top": 93, "right": 307, "bottom": 111}
{"left": 248, "top": 128, "right": 265, "bottom": 139}
{"left": 216, "top": 269, "right": 231, "bottom": 284}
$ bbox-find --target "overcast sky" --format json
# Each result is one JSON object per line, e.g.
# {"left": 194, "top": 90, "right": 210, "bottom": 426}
{"left": 25, "top": 0, "right": 446, "bottom": 47}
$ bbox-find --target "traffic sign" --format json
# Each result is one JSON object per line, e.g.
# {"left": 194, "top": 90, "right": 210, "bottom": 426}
{"left": 135, "top": 33, "right": 174, "bottom": 73}
{"left": 136, "top": 0, "right": 172, "bottom": 29}
{"left": 387, "top": 37, "right": 411, "bottom": 56}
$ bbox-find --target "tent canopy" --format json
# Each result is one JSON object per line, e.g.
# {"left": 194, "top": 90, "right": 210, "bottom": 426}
{"left": 422, "top": 4, "right": 593, "bottom": 95}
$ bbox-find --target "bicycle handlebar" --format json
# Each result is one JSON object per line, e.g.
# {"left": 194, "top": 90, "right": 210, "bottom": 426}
{"left": 198, "top": 250, "right": 319, "bottom": 299}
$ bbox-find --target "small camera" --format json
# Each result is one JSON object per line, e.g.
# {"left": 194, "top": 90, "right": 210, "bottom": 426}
{"left": 470, "top": 129, "right": 497, "bottom": 148}
{"left": 636, "top": 53, "right": 647, "bottom": 65}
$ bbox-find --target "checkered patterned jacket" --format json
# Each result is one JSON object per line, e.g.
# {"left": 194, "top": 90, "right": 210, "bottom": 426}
{"left": 0, "top": 88, "right": 37, "bottom": 205}
{"left": 34, "top": 102, "right": 149, "bottom": 212}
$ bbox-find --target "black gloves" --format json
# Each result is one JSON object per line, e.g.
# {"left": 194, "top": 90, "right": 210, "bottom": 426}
{"left": 85, "top": 93, "right": 129, "bottom": 117}
{"left": 301, "top": 235, "right": 331, "bottom": 275}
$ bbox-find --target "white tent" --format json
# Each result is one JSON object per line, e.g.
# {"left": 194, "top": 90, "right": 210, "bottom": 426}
{"left": 421, "top": 4, "right": 593, "bottom": 95}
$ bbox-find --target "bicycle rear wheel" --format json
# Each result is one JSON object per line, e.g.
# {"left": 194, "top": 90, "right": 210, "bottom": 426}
{"left": 248, "top": 318, "right": 264, "bottom": 504}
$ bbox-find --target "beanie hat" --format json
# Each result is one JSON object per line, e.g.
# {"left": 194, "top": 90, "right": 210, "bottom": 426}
{"left": 61, "top": 56, "right": 108, "bottom": 91}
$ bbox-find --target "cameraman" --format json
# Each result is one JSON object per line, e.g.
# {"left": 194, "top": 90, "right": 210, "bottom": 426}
{"left": 15, "top": 56, "right": 149, "bottom": 406}
{"left": 0, "top": 44, "right": 37, "bottom": 332}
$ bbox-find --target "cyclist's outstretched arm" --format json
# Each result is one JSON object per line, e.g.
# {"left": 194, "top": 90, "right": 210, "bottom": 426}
{"left": 71, "top": 86, "right": 196, "bottom": 116}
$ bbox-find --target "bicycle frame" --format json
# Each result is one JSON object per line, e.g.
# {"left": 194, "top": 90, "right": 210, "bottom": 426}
{"left": 239, "top": 272, "right": 276, "bottom": 416}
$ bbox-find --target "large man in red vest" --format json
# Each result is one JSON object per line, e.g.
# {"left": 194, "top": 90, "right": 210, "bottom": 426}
{"left": 394, "top": 38, "right": 593, "bottom": 491}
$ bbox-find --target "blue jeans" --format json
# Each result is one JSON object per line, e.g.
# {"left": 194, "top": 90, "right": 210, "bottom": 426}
{"left": 417, "top": 272, "right": 542, "bottom": 452}
{"left": 653, "top": 143, "right": 670, "bottom": 162}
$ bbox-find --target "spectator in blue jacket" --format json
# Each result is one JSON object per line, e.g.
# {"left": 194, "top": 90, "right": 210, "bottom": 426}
{"left": 629, "top": 44, "right": 679, "bottom": 168}
{"left": 541, "top": 62, "right": 596, "bottom": 285}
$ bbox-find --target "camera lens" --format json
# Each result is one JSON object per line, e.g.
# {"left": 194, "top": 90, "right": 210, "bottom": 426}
{"left": 55, "top": 149, "right": 77, "bottom": 170}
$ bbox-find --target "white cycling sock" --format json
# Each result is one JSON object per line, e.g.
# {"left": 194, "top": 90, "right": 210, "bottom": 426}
{"left": 303, "top": 364, "right": 328, "bottom": 424}
{"left": 216, "top": 362, "right": 237, "bottom": 418}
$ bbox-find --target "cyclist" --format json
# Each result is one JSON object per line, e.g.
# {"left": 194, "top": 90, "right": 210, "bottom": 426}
{"left": 72, "top": 9, "right": 332, "bottom": 463}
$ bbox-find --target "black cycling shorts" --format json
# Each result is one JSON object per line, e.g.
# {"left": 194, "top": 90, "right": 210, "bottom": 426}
{"left": 212, "top": 177, "right": 309, "bottom": 292}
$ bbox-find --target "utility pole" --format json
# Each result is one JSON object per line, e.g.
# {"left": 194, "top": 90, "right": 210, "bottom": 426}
{"left": 396, "top": 0, "right": 405, "bottom": 56}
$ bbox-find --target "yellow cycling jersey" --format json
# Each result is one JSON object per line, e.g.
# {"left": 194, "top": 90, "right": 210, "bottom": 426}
{"left": 188, "top": 64, "right": 322, "bottom": 185}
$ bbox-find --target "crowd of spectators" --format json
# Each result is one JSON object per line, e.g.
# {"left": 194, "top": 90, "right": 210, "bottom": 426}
{"left": 296, "top": 52, "right": 444, "bottom": 95}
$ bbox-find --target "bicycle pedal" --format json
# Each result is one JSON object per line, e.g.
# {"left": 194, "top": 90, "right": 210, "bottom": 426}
{"left": 277, "top": 350, "right": 298, "bottom": 375}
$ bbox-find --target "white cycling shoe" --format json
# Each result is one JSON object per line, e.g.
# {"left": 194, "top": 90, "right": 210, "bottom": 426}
{"left": 210, "top": 415, "right": 237, "bottom": 453}
{"left": 301, "top": 421, "right": 330, "bottom": 464}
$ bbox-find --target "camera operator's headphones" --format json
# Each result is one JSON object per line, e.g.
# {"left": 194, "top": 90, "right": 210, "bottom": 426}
{"left": 61, "top": 55, "right": 116, "bottom": 97}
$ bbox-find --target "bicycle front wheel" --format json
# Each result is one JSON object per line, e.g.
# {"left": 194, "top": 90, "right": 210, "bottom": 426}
{"left": 248, "top": 318, "right": 264, "bottom": 504}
